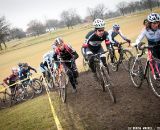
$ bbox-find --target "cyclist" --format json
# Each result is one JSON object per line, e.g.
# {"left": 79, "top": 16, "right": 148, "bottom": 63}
{"left": 19, "top": 63, "right": 37, "bottom": 81}
{"left": 81, "top": 18, "right": 110, "bottom": 73}
{"left": 3, "top": 68, "right": 19, "bottom": 95}
{"left": 40, "top": 50, "right": 56, "bottom": 78}
{"left": 108, "top": 24, "right": 131, "bottom": 63}
{"left": 54, "top": 37, "right": 79, "bottom": 93}
{"left": 132, "top": 13, "right": 160, "bottom": 78}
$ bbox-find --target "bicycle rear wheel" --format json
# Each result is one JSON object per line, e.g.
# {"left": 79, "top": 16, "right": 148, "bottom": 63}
{"left": 0, "top": 92, "right": 11, "bottom": 109}
{"left": 148, "top": 67, "right": 160, "bottom": 98}
{"left": 101, "top": 66, "right": 116, "bottom": 103}
{"left": 121, "top": 50, "right": 133, "bottom": 71}
{"left": 129, "top": 57, "right": 144, "bottom": 88}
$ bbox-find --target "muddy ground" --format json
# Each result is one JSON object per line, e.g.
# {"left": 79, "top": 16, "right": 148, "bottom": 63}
{"left": 51, "top": 64, "right": 160, "bottom": 130}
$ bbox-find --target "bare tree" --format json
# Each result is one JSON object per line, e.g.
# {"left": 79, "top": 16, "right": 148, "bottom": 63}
{"left": 87, "top": 4, "right": 107, "bottom": 21}
{"left": 26, "top": 20, "right": 46, "bottom": 36}
{"left": 0, "top": 16, "right": 9, "bottom": 50}
{"left": 60, "top": 9, "right": 81, "bottom": 29}
{"left": 45, "top": 19, "right": 59, "bottom": 32}
{"left": 116, "top": 1, "right": 127, "bottom": 16}
{"left": 10, "top": 28, "right": 26, "bottom": 39}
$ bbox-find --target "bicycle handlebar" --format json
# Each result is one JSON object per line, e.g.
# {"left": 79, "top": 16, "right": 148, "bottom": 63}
{"left": 92, "top": 51, "right": 108, "bottom": 57}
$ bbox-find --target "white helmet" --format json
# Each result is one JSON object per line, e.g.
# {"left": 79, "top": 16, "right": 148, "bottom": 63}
{"left": 93, "top": 19, "right": 105, "bottom": 29}
{"left": 147, "top": 13, "right": 160, "bottom": 22}
{"left": 11, "top": 67, "right": 18, "bottom": 74}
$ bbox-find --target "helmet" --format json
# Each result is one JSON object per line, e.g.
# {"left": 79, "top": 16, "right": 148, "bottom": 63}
{"left": 22, "top": 63, "right": 28, "bottom": 67}
{"left": 18, "top": 63, "right": 23, "bottom": 67}
{"left": 113, "top": 24, "right": 120, "bottom": 30}
{"left": 93, "top": 19, "right": 105, "bottom": 29}
{"left": 147, "top": 13, "right": 160, "bottom": 22}
{"left": 11, "top": 67, "right": 18, "bottom": 74}
{"left": 54, "top": 37, "right": 63, "bottom": 46}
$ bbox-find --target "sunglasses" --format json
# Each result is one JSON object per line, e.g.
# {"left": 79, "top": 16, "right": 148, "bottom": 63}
{"left": 152, "top": 22, "right": 159, "bottom": 24}
{"left": 97, "top": 29, "right": 104, "bottom": 32}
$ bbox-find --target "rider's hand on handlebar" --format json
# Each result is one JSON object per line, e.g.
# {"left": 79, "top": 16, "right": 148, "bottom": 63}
{"left": 126, "top": 39, "right": 131, "bottom": 47}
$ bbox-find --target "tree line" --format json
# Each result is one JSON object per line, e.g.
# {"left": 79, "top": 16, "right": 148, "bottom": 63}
{"left": 0, "top": 0, "right": 159, "bottom": 50}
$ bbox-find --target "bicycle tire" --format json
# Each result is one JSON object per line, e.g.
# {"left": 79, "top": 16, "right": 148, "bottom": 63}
{"left": 95, "top": 63, "right": 105, "bottom": 91}
{"left": 32, "top": 79, "right": 43, "bottom": 94}
{"left": 0, "top": 91, "right": 12, "bottom": 109}
{"left": 101, "top": 66, "right": 116, "bottom": 103}
{"left": 121, "top": 49, "right": 133, "bottom": 71}
{"left": 148, "top": 67, "right": 160, "bottom": 98}
{"left": 23, "top": 84, "right": 35, "bottom": 100}
{"left": 129, "top": 57, "right": 144, "bottom": 88}
{"left": 60, "top": 71, "right": 67, "bottom": 103}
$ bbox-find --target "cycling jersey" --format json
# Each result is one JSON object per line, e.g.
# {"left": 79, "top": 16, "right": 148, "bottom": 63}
{"left": 84, "top": 30, "right": 110, "bottom": 52}
{"left": 135, "top": 28, "right": 160, "bottom": 45}
{"left": 108, "top": 29, "right": 127, "bottom": 44}
{"left": 3, "top": 74, "right": 18, "bottom": 86}
{"left": 19, "top": 66, "right": 36, "bottom": 80}
{"left": 54, "top": 44, "right": 78, "bottom": 61}
{"left": 43, "top": 50, "right": 55, "bottom": 64}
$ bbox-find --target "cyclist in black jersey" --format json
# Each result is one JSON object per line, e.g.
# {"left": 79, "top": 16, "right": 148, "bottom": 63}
{"left": 81, "top": 19, "right": 110, "bottom": 73}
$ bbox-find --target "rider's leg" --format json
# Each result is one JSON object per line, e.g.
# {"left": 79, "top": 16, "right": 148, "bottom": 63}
{"left": 81, "top": 47, "right": 87, "bottom": 61}
{"left": 86, "top": 48, "right": 95, "bottom": 72}
{"left": 99, "top": 47, "right": 109, "bottom": 73}
{"left": 107, "top": 44, "right": 114, "bottom": 63}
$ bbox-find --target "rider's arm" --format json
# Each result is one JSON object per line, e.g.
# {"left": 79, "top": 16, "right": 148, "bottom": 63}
{"left": 66, "top": 44, "right": 79, "bottom": 60}
{"left": 3, "top": 76, "right": 10, "bottom": 86}
{"left": 118, "top": 30, "right": 131, "bottom": 43}
{"left": 28, "top": 66, "right": 37, "bottom": 73}
{"left": 108, "top": 30, "right": 116, "bottom": 44}
{"left": 135, "top": 29, "right": 146, "bottom": 46}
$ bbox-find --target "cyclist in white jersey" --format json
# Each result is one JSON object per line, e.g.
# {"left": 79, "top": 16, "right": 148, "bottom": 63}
{"left": 133, "top": 13, "right": 160, "bottom": 59}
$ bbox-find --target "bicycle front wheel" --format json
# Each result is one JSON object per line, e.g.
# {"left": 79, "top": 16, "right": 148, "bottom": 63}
{"left": 129, "top": 57, "right": 144, "bottom": 88}
{"left": 32, "top": 79, "right": 43, "bottom": 94}
{"left": 95, "top": 64, "right": 105, "bottom": 91}
{"left": 24, "top": 84, "right": 35, "bottom": 100}
{"left": 59, "top": 71, "right": 67, "bottom": 103}
{"left": 122, "top": 49, "right": 133, "bottom": 71}
{"left": 0, "top": 92, "right": 12, "bottom": 109}
{"left": 148, "top": 67, "right": 160, "bottom": 98}
{"left": 101, "top": 66, "right": 116, "bottom": 103}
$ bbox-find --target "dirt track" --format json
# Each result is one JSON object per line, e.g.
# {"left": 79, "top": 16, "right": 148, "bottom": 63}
{"left": 51, "top": 65, "right": 160, "bottom": 130}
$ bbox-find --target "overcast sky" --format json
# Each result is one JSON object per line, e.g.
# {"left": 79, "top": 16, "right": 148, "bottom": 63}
{"left": 0, "top": 0, "right": 133, "bottom": 31}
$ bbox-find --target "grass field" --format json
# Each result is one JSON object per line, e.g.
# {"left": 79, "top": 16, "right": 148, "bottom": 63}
{"left": 0, "top": 8, "right": 160, "bottom": 130}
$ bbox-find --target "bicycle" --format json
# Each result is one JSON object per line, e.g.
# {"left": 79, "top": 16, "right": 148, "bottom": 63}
{"left": 26, "top": 73, "right": 43, "bottom": 95}
{"left": 91, "top": 51, "right": 116, "bottom": 103}
{"left": 43, "top": 60, "right": 58, "bottom": 90}
{"left": 130, "top": 42, "right": 160, "bottom": 98}
{"left": 54, "top": 60, "right": 76, "bottom": 103}
{"left": 0, "top": 83, "right": 25, "bottom": 109}
{"left": 107, "top": 42, "right": 133, "bottom": 72}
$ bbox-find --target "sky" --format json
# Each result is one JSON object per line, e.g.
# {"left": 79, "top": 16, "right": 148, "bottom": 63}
{"left": 0, "top": 0, "right": 133, "bottom": 31}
